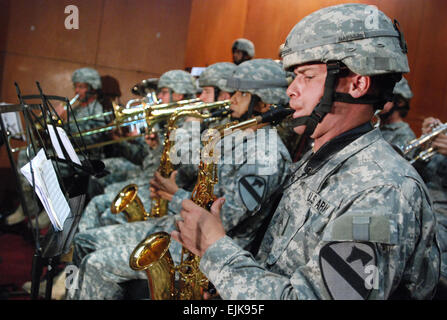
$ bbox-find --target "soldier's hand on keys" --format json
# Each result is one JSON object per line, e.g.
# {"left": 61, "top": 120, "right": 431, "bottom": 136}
{"left": 432, "top": 133, "right": 447, "bottom": 156}
{"left": 150, "top": 171, "right": 179, "bottom": 195}
{"left": 422, "top": 117, "right": 441, "bottom": 135}
{"left": 150, "top": 185, "right": 174, "bottom": 201}
{"left": 171, "top": 198, "right": 226, "bottom": 257}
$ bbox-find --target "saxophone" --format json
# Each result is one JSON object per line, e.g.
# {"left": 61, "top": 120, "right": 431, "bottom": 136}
{"left": 111, "top": 101, "right": 231, "bottom": 222}
{"left": 129, "top": 106, "right": 293, "bottom": 299}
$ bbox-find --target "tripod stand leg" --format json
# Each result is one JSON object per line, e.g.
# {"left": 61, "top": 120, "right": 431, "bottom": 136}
{"left": 30, "top": 250, "right": 44, "bottom": 300}
{"left": 44, "top": 257, "right": 59, "bottom": 300}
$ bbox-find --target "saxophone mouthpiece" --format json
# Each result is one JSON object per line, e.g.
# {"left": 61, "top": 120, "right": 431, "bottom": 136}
{"left": 260, "top": 106, "right": 294, "bottom": 125}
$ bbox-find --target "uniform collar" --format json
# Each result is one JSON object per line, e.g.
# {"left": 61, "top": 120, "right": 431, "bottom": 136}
{"left": 303, "top": 122, "right": 373, "bottom": 175}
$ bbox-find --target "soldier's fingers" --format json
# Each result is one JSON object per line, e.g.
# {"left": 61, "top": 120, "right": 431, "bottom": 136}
{"left": 182, "top": 199, "right": 201, "bottom": 212}
{"left": 210, "top": 198, "right": 225, "bottom": 218}
{"left": 171, "top": 230, "right": 183, "bottom": 245}
{"left": 170, "top": 170, "right": 178, "bottom": 181}
{"left": 179, "top": 209, "right": 188, "bottom": 222}
{"left": 157, "top": 190, "right": 173, "bottom": 201}
{"left": 149, "top": 179, "right": 161, "bottom": 190}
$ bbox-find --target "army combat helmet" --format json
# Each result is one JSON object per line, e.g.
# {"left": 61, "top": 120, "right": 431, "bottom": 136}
{"left": 232, "top": 38, "right": 255, "bottom": 59}
{"left": 157, "top": 70, "right": 197, "bottom": 100}
{"left": 393, "top": 77, "right": 413, "bottom": 100}
{"left": 281, "top": 3, "right": 409, "bottom": 136}
{"left": 72, "top": 67, "right": 102, "bottom": 90}
{"left": 199, "top": 62, "right": 237, "bottom": 102}
{"left": 199, "top": 62, "right": 236, "bottom": 92}
{"left": 380, "top": 77, "right": 413, "bottom": 121}
{"left": 225, "top": 58, "right": 289, "bottom": 120}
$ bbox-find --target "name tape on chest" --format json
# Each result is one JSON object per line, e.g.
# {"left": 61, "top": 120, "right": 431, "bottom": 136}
{"left": 306, "top": 190, "right": 333, "bottom": 215}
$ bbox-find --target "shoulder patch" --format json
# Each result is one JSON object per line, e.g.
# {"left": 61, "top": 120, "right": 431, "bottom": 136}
{"left": 319, "top": 242, "right": 377, "bottom": 300}
{"left": 238, "top": 175, "right": 267, "bottom": 212}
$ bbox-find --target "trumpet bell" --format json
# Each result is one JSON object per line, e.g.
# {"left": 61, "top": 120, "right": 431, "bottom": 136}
{"left": 111, "top": 184, "right": 149, "bottom": 222}
{"left": 129, "top": 232, "right": 176, "bottom": 300}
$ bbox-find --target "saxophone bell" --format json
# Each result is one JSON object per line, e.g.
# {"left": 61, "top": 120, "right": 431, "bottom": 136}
{"left": 129, "top": 232, "right": 176, "bottom": 300}
{"left": 110, "top": 184, "right": 150, "bottom": 222}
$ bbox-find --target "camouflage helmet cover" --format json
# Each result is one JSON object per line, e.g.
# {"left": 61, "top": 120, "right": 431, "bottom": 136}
{"left": 72, "top": 67, "right": 102, "bottom": 90}
{"left": 281, "top": 4, "right": 410, "bottom": 76}
{"left": 199, "top": 62, "right": 237, "bottom": 92}
{"left": 393, "top": 77, "right": 413, "bottom": 99}
{"left": 232, "top": 38, "right": 255, "bottom": 58}
{"left": 157, "top": 70, "right": 197, "bottom": 95}
{"left": 226, "top": 59, "right": 289, "bottom": 105}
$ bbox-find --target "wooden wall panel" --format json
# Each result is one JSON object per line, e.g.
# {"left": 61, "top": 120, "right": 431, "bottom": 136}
{"left": 97, "top": 0, "right": 192, "bottom": 75}
{"left": 6, "top": 0, "right": 103, "bottom": 65}
{"left": 406, "top": 0, "right": 447, "bottom": 133}
{"left": 1, "top": 54, "right": 84, "bottom": 105}
{"left": 0, "top": 0, "right": 11, "bottom": 96}
{"left": 0, "top": 0, "right": 193, "bottom": 170}
{"left": 184, "top": 0, "right": 248, "bottom": 68}
{"left": 186, "top": 0, "right": 447, "bottom": 136}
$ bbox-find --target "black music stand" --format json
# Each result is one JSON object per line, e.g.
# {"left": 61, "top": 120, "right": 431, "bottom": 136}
{"left": 0, "top": 82, "right": 103, "bottom": 299}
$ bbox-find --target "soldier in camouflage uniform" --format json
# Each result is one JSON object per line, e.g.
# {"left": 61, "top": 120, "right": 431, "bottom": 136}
{"left": 379, "top": 77, "right": 416, "bottom": 152}
{"left": 198, "top": 62, "right": 236, "bottom": 104}
{"left": 415, "top": 117, "right": 447, "bottom": 289}
{"left": 232, "top": 38, "right": 255, "bottom": 65}
{"left": 173, "top": 4, "right": 440, "bottom": 300}
{"left": 66, "top": 59, "right": 292, "bottom": 299}
{"left": 7, "top": 68, "right": 107, "bottom": 227}
{"left": 77, "top": 70, "right": 198, "bottom": 230}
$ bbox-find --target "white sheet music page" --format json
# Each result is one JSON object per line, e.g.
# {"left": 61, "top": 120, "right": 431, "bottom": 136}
{"left": 20, "top": 148, "right": 71, "bottom": 231}
{"left": 47, "top": 124, "right": 82, "bottom": 165}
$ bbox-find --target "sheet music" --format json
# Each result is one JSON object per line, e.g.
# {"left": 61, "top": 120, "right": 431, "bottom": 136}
{"left": 47, "top": 124, "right": 82, "bottom": 165}
{"left": 20, "top": 149, "right": 71, "bottom": 231}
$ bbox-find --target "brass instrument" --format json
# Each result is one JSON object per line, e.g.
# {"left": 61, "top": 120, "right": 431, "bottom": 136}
{"left": 10, "top": 99, "right": 231, "bottom": 153}
{"left": 149, "top": 108, "right": 216, "bottom": 218}
{"left": 129, "top": 106, "right": 293, "bottom": 300}
{"left": 110, "top": 103, "right": 232, "bottom": 222}
{"left": 110, "top": 184, "right": 150, "bottom": 222}
{"left": 399, "top": 121, "right": 447, "bottom": 164}
{"left": 72, "top": 98, "right": 202, "bottom": 138}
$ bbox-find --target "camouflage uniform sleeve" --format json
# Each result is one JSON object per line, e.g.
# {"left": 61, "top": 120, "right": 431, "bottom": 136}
{"left": 169, "top": 188, "right": 192, "bottom": 214}
{"left": 200, "top": 235, "right": 299, "bottom": 299}
{"left": 200, "top": 182, "right": 440, "bottom": 300}
{"left": 116, "top": 136, "right": 149, "bottom": 165}
{"left": 216, "top": 128, "right": 290, "bottom": 240}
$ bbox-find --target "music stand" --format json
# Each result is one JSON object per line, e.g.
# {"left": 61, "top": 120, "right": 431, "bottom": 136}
{"left": 0, "top": 82, "right": 102, "bottom": 299}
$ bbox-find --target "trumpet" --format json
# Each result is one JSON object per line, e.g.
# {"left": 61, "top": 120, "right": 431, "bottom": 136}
{"left": 399, "top": 122, "right": 447, "bottom": 164}
{"left": 72, "top": 99, "right": 229, "bottom": 138}
{"left": 111, "top": 106, "right": 233, "bottom": 222}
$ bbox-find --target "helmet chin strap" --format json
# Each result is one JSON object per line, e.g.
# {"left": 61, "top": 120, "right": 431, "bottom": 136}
{"left": 213, "top": 87, "right": 221, "bottom": 102}
{"left": 286, "top": 62, "right": 389, "bottom": 136}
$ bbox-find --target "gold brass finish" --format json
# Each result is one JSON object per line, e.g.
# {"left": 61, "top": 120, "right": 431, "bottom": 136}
{"left": 128, "top": 110, "right": 290, "bottom": 300}
{"left": 110, "top": 184, "right": 150, "bottom": 222}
